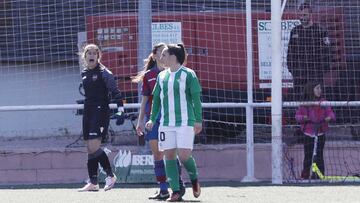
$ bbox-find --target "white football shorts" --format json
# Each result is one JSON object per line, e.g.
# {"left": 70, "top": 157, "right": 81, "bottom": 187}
{"left": 158, "top": 126, "right": 195, "bottom": 151}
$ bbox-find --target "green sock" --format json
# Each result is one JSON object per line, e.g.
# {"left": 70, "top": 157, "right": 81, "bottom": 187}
{"left": 183, "top": 156, "right": 198, "bottom": 181}
{"left": 165, "top": 159, "right": 180, "bottom": 191}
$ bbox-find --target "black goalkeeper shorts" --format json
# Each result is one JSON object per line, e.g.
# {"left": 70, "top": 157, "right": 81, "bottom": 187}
{"left": 83, "top": 105, "right": 110, "bottom": 141}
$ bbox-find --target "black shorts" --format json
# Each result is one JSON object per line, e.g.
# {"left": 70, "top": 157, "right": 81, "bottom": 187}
{"left": 83, "top": 105, "right": 110, "bottom": 140}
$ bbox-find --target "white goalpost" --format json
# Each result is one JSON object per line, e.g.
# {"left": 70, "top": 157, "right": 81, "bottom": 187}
{"left": 271, "top": 0, "right": 283, "bottom": 184}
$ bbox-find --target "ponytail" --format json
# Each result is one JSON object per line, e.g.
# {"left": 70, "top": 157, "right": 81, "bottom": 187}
{"left": 131, "top": 43, "right": 166, "bottom": 83}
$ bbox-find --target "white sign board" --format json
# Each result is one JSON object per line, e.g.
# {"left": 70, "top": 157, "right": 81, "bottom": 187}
{"left": 152, "top": 22, "right": 182, "bottom": 46}
{"left": 257, "top": 20, "right": 300, "bottom": 88}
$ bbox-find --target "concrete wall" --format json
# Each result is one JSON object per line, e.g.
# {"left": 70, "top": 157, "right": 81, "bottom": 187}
{"left": 0, "top": 63, "right": 87, "bottom": 138}
{"left": 1, "top": 141, "right": 359, "bottom": 185}
{"left": 0, "top": 144, "right": 256, "bottom": 185}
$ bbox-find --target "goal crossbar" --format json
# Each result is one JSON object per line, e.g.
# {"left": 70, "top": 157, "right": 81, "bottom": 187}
{"left": 1, "top": 101, "right": 360, "bottom": 112}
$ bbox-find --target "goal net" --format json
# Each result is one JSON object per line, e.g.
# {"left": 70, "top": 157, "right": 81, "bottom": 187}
{"left": 281, "top": 0, "right": 360, "bottom": 183}
{"left": 0, "top": 1, "right": 252, "bottom": 144}
{"left": 1, "top": 0, "right": 360, "bottom": 183}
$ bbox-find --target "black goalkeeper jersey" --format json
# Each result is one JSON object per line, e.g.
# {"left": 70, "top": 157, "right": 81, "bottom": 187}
{"left": 81, "top": 64, "right": 123, "bottom": 107}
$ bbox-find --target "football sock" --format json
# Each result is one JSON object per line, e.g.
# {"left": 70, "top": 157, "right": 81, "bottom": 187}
{"left": 87, "top": 154, "right": 99, "bottom": 185}
{"left": 154, "top": 160, "right": 168, "bottom": 192}
{"left": 95, "top": 148, "right": 114, "bottom": 177}
{"left": 165, "top": 159, "right": 180, "bottom": 192}
{"left": 183, "top": 156, "right": 198, "bottom": 181}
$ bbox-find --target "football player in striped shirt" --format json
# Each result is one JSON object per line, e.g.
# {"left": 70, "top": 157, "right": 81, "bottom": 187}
{"left": 132, "top": 43, "right": 185, "bottom": 200}
{"left": 146, "top": 43, "right": 202, "bottom": 202}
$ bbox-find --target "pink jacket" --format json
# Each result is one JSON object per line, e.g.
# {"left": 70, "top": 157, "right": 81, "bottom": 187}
{"left": 295, "top": 101, "right": 336, "bottom": 137}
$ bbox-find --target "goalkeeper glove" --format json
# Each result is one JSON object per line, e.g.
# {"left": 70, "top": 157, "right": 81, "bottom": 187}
{"left": 113, "top": 107, "right": 125, "bottom": 125}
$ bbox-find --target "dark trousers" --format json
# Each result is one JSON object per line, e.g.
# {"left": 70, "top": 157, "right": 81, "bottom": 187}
{"left": 302, "top": 135, "right": 326, "bottom": 179}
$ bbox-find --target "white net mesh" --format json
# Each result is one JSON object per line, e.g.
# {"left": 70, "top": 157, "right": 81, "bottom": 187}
{"left": 0, "top": 1, "right": 251, "bottom": 143}
{"left": 1, "top": 0, "right": 360, "bottom": 183}
{"left": 281, "top": 1, "right": 360, "bottom": 182}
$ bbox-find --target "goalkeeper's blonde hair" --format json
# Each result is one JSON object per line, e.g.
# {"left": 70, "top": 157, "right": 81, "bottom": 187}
{"left": 79, "top": 43, "right": 103, "bottom": 68}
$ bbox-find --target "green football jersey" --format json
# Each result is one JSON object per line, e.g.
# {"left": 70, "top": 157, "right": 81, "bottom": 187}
{"left": 150, "top": 66, "right": 202, "bottom": 126}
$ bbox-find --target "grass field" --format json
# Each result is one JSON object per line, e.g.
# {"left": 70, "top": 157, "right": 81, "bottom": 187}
{"left": 0, "top": 182, "right": 359, "bottom": 203}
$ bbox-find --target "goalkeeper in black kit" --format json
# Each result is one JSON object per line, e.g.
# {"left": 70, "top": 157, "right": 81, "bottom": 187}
{"left": 287, "top": 3, "right": 331, "bottom": 100}
{"left": 78, "top": 43, "right": 125, "bottom": 192}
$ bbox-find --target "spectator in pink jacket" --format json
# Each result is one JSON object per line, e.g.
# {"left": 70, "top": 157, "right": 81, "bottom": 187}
{"left": 295, "top": 81, "right": 335, "bottom": 179}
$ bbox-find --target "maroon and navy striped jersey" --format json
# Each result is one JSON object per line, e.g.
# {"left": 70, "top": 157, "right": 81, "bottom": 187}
{"left": 142, "top": 64, "right": 161, "bottom": 117}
